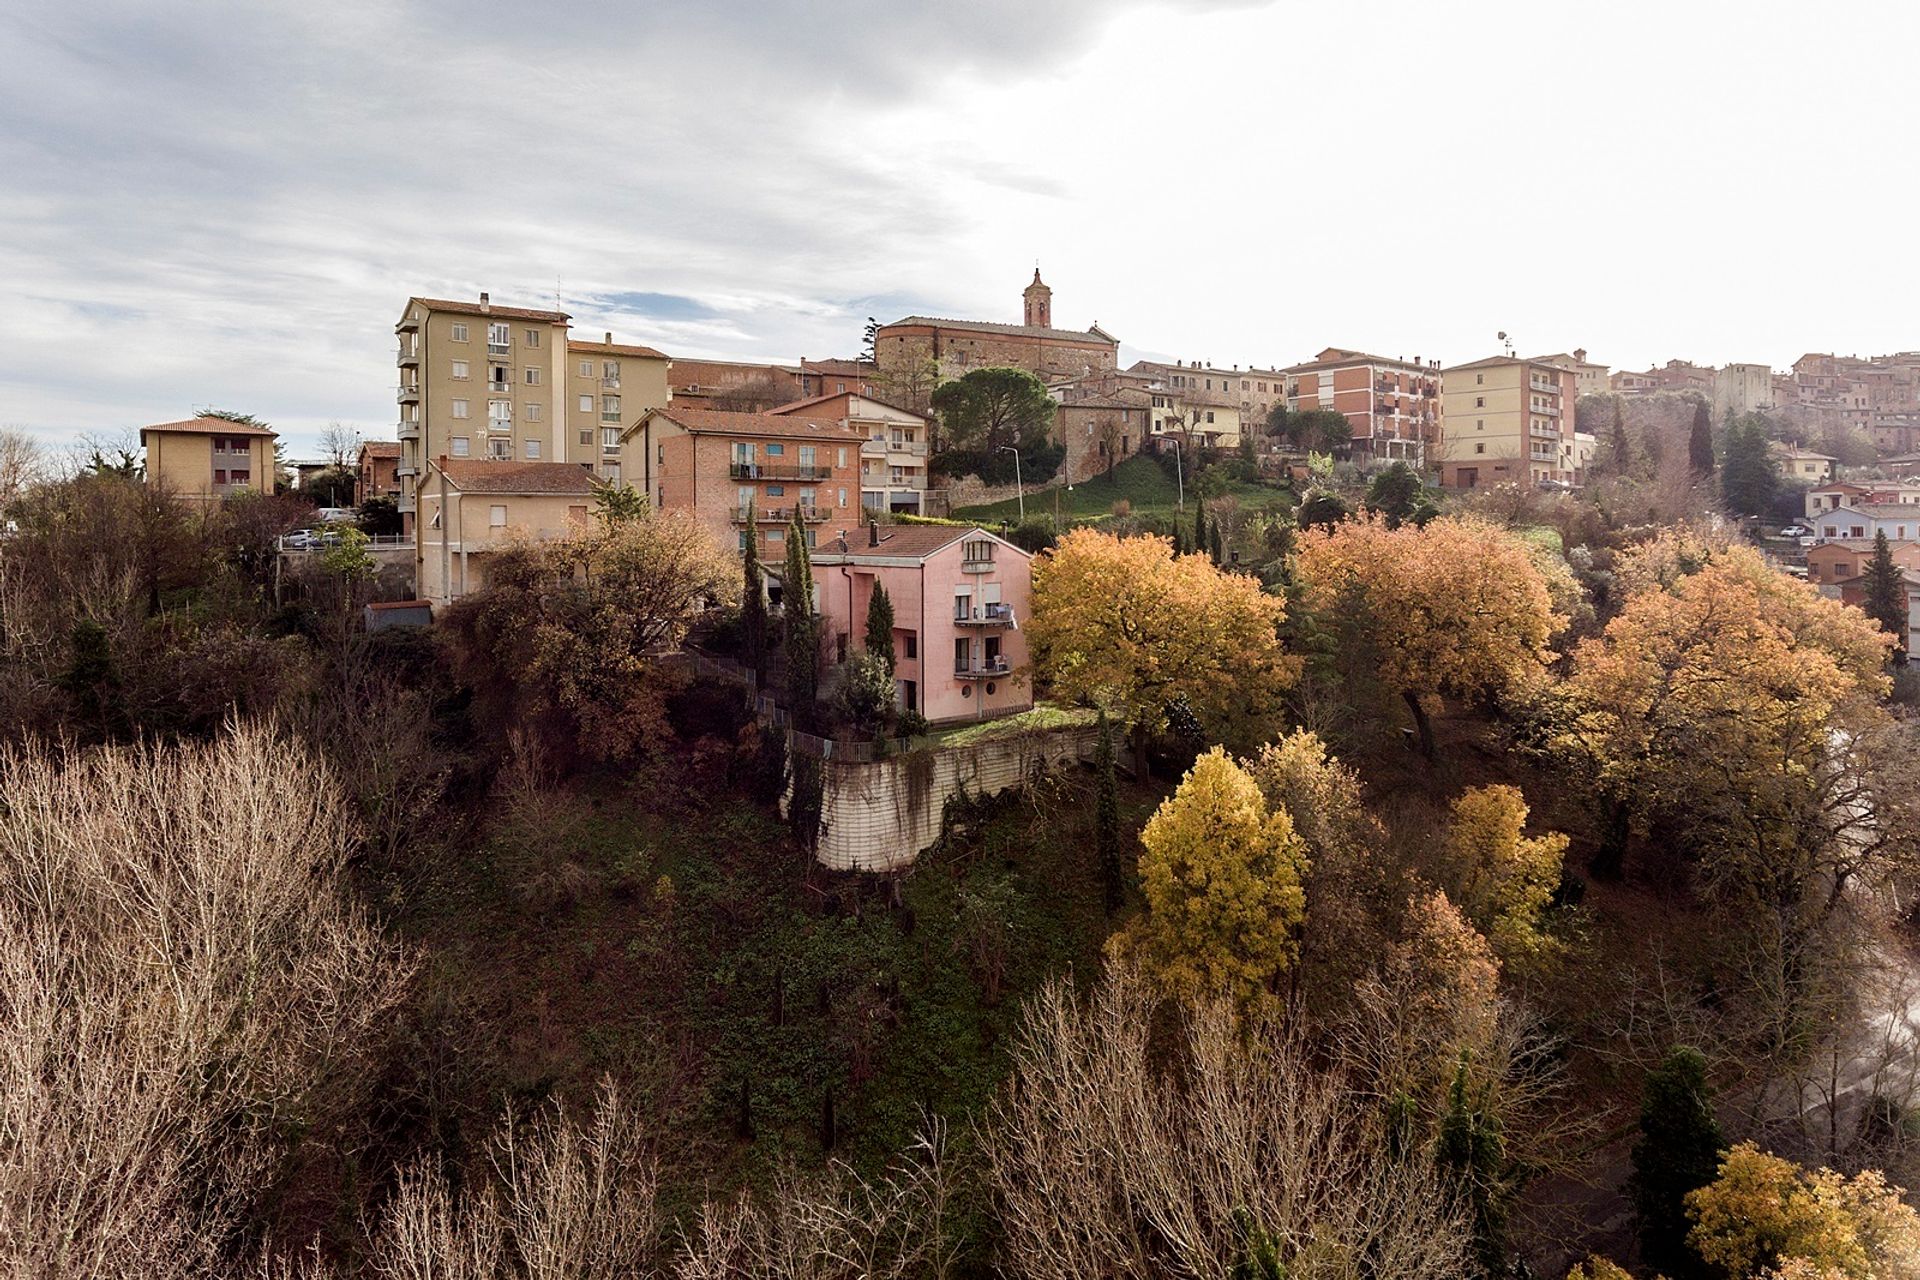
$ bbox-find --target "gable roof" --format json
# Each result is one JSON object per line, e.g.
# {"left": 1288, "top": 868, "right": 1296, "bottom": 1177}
{"left": 140, "top": 415, "right": 277, "bottom": 438}
{"left": 568, "top": 338, "right": 669, "bottom": 359}
{"left": 405, "top": 296, "right": 570, "bottom": 324}
{"left": 359, "top": 441, "right": 401, "bottom": 458}
{"left": 771, "top": 392, "right": 930, "bottom": 423}
{"left": 632, "top": 405, "right": 856, "bottom": 441}
{"left": 880, "top": 315, "right": 1119, "bottom": 345}
{"left": 800, "top": 358, "right": 875, "bottom": 376}
{"left": 1280, "top": 348, "right": 1429, "bottom": 374}
{"left": 810, "top": 524, "right": 1028, "bottom": 561}
{"left": 432, "top": 459, "right": 599, "bottom": 495}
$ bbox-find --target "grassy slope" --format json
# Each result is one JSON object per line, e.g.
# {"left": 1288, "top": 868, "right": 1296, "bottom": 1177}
{"left": 953, "top": 455, "right": 1289, "bottom": 523}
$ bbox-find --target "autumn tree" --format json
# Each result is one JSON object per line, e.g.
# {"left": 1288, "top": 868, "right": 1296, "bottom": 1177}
{"left": 929, "top": 366, "right": 1056, "bottom": 455}
{"left": 1861, "top": 529, "right": 1906, "bottom": 658}
{"left": 865, "top": 579, "right": 896, "bottom": 672}
{"left": 1294, "top": 515, "right": 1561, "bottom": 758}
{"left": 1027, "top": 528, "right": 1297, "bottom": 766}
{"left": 1631, "top": 1045, "right": 1724, "bottom": 1279}
{"left": 1685, "top": 1143, "right": 1920, "bottom": 1280}
{"left": 1442, "top": 785, "right": 1567, "bottom": 967}
{"left": 1110, "top": 748, "right": 1308, "bottom": 1012}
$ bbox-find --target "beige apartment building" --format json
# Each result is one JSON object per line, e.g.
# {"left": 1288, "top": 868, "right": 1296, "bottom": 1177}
{"left": 139, "top": 415, "right": 277, "bottom": 505}
{"left": 1439, "top": 355, "right": 1579, "bottom": 487}
{"left": 416, "top": 458, "right": 598, "bottom": 607}
{"left": 1532, "top": 349, "right": 1609, "bottom": 400}
{"left": 565, "top": 333, "right": 671, "bottom": 487}
{"left": 1128, "top": 359, "right": 1289, "bottom": 432}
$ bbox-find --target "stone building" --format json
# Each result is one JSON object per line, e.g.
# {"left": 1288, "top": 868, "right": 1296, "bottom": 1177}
{"left": 874, "top": 269, "right": 1120, "bottom": 385}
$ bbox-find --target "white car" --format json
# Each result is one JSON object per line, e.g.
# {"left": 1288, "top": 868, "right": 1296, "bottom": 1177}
{"left": 315, "top": 507, "right": 357, "bottom": 524}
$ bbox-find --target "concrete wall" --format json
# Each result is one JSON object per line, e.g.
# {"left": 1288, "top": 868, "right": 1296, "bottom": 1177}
{"left": 807, "top": 724, "right": 1100, "bottom": 872}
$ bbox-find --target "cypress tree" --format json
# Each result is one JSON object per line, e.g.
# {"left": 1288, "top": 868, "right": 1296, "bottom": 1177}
{"left": 1720, "top": 416, "right": 1779, "bottom": 518}
{"left": 1095, "top": 709, "right": 1123, "bottom": 913}
{"left": 1193, "top": 499, "right": 1208, "bottom": 557}
{"left": 1208, "top": 513, "right": 1225, "bottom": 565}
{"left": 865, "top": 579, "right": 896, "bottom": 673}
{"left": 1688, "top": 400, "right": 1716, "bottom": 476}
{"left": 741, "top": 499, "right": 768, "bottom": 681}
{"left": 1863, "top": 529, "right": 1907, "bottom": 659}
{"left": 1609, "top": 400, "right": 1631, "bottom": 475}
{"left": 782, "top": 510, "right": 818, "bottom": 730}
{"left": 1629, "top": 1045, "right": 1723, "bottom": 1279}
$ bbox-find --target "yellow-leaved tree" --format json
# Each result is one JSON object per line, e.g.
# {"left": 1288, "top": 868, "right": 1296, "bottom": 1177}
{"left": 1110, "top": 748, "right": 1308, "bottom": 1012}
{"left": 1685, "top": 1143, "right": 1920, "bottom": 1280}
{"left": 1026, "top": 529, "right": 1297, "bottom": 765}
{"left": 1442, "top": 785, "right": 1568, "bottom": 967}
{"left": 1293, "top": 515, "right": 1561, "bottom": 758}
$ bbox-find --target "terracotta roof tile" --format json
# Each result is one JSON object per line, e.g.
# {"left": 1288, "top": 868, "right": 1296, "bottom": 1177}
{"left": 360, "top": 441, "right": 401, "bottom": 457}
{"left": 408, "top": 296, "right": 570, "bottom": 324}
{"left": 139, "top": 415, "right": 276, "bottom": 438}
{"left": 643, "top": 406, "right": 859, "bottom": 440}
{"left": 810, "top": 525, "right": 1006, "bottom": 560}
{"left": 433, "top": 459, "right": 600, "bottom": 495}
{"left": 568, "top": 338, "right": 670, "bottom": 359}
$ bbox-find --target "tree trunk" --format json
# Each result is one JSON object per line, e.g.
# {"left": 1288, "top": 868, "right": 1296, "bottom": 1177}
{"left": 1403, "top": 690, "right": 1434, "bottom": 760}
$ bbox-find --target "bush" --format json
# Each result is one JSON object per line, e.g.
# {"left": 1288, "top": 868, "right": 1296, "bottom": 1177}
{"left": 1004, "top": 516, "right": 1058, "bottom": 554}
{"left": 932, "top": 442, "right": 1065, "bottom": 488}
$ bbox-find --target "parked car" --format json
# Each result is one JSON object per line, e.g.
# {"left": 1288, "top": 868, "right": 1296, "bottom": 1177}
{"left": 1779, "top": 522, "right": 1813, "bottom": 539}
{"left": 282, "top": 528, "right": 344, "bottom": 551}
{"left": 315, "top": 507, "right": 357, "bottom": 524}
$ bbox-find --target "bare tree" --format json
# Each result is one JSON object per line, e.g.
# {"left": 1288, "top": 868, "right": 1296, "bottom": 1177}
{"left": 0, "top": 425, "right": 45, "bottom": 509}
{"left": 319, "top": 421, "right": 362, "bottom": 471}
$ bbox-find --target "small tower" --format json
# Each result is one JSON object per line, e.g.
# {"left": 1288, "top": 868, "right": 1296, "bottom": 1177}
{"left": 1023, "top": 267, "right": 1052, "bottom": 329}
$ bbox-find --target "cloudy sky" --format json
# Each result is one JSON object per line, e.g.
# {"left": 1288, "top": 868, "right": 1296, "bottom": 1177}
{"left": 2, "top": 0, "right": 1917, "bottom": 454}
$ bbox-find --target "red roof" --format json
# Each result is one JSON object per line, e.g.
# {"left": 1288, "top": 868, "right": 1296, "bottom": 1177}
{"left": 812, "top": 525, "right": 1028, "bottom": 561}
{"left": 432, "top": 459, "right": 599, "bottom": 495}
{"left": 359, "top": 441, "right": 401, "bottom": 458}
{"left": 139, "top": 415, "right": 276, "bottom": 438}
{"left": 644, "top": 406, "right": 856, "bottom": 439}
{"left": 407, "top": 296, "right": 570, "bottom": 324}
{"left": 569, "top": 338, "right": 669, "bottom": 360}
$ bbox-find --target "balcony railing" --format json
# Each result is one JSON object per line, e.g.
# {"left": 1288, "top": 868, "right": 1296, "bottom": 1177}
{"left": 488, "top": 380, "right": 510, "bottom": 392}
{"left": 397, "top": 342, "right": 420, "bottom": 366}
{"left": 397, "top": 384, "right": 420, "bottom": 403}
{"left": 954, "top": 603, "right": 1016, "bottom": 627}
{"left": 960, "top": 558, "right": 995, "bottom": 573}
{"left": 953, "top": 657, "right": 1011, "bottom": 679}
{"left": 729, "top": 462, "right": 832, "bottom": 481}
{"left": 397, "top": 420, "right": 420, "bottom": 440}
{"left": 487, "top": 342, "right": 511, "bottom": 357}
{"left": 601, "top": 376, "right": 621, "bottom": 389}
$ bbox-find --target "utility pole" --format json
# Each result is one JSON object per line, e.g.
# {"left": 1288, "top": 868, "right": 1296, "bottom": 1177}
{"left": 998, "top": 444, "right": 1024, "bottom": 522}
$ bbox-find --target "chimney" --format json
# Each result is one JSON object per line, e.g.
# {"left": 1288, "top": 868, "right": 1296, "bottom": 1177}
{"left": 1574, "top": 348, "right": 1587, "bottom": 363}
{"left": 605, "top": 331, "right": 613, "bottom": 345}
{"left": 479, "top": 291, "right": 489, "bottom": 306}
{"left": 868, "top": 519, "right": 879, "bottom": 547}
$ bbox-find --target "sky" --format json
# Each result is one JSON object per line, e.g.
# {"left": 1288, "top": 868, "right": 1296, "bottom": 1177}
{"left": 2, "top": 0, "right": 1918, "bottom": 456}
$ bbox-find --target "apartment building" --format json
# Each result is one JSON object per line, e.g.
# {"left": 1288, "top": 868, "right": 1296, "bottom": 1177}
{"left": 1811, "top": 501, "right": 1920, "bottom": 543}
{"left": 565, "top": 332, "right": 671, "bottom": 486}
{"left": 623, "top": 405, "right": 864, "bottom": 553}
{"left": 1806, "top": 538, "right": 1920, "bottom": 588}
{"left": 1532, "top": 349, "right": 1610, "bottom": 400}
{"left": 771, "top": 392, "right": 930, "bottom": 514}
{"left": 139, "top": 415, "right": 277, "bottom": 505}
{"left": 394, "top": 295, "right": 572, "bottom": 536}
{"left": 357, "top": 441, "right": 401, "bottom": 502}
{"left": 1804, "top": 479, "right": 1920, "bottom": 521}
{"left": 416, "top": 459, "right": 598, "bottom": 607}
{"left": 1280, "top": 348, "right": 1442, "bottom": 464}
{"left": 804, "top": 523, "right": 1034, "bottom": 724}
{"left": 1128, "top": 359, "right": 1289, "bottom": 432}
{"left": 1439, "top": 355, "right": 1579, "bottom": 487}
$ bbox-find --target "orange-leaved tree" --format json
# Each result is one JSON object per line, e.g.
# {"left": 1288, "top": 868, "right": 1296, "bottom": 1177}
{"left": 1293, "top": 515, "right": 1562, "bottom": 758}
{"left": 1026, "top": 528, "right": 1297, "bottom": 766}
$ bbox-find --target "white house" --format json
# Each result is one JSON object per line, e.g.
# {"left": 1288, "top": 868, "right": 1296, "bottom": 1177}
{"left": 1813, "top": 501, "right": 1920, "bottom": 544}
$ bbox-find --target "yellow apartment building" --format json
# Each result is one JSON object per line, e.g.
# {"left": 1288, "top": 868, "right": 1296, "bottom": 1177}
{"left": 565, "top": 332, "right": 672, "bottom": 488}
{"left": 139, "top": 415, "right": 277, "bottom": 505}
{"left": 1439, "top": 355, "right": 1579, "bottom": 487}
{"left": 416, "top": 458, "right": 599, "bottom": 607}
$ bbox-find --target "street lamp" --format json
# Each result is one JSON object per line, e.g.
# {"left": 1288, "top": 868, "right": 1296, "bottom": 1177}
{"left": 1172, "top": 434, "right": 1185, "bottom": 511}
{"left": 998, "top": 445, "right": 1024, "bottom": 522}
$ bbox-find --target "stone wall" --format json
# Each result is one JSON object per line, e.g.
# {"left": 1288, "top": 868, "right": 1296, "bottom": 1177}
{"left": 939, "top": 473, "right": 1039, "bottom": 510}
{"left": 807, "top": 724, "right": 1101, "bottom": 872}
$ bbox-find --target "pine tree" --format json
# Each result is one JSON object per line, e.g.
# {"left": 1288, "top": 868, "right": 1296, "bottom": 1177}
{"left": 782, "top": 510, "right": 818, "bottom": 730}
{"left": 1719, "top": 415, "right": 1779, "bottom": 518}
{"left": 1095, "top": 709, "right": 1123, "bottom": 913}
{"left": 1629, "top": 1045, "right": 1723, "bottom": 1279}
{"left": 1689, "top": 399, "right": 1716, "bottom": 476}
{"left": 1609, "top": 399, "right": 1631, "bottom": 475}
{"left": 865, "top": 579, "right": 896, "bottom": 673}
{"left": 1862, "top": 529, "right": 1907, "bottom": 659}
{"left": 741, "top": 499, "right": 768, "bottom": 681}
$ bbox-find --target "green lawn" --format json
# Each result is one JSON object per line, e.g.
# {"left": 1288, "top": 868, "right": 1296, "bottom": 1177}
{"left": 930, "top": 702, "right": 1096, "bottom": 748}
{"left": 953, "top": 455, "right": 1289, "bottom": 524}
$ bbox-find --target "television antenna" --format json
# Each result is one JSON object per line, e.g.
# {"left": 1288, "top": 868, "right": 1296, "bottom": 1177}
{"left": 1498, "top": 330, "right": 1514, "bottom": 357}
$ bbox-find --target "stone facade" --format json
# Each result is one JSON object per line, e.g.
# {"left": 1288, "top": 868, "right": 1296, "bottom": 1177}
{"left": 874, "top": 270, "right": 1119, "bottom": 385}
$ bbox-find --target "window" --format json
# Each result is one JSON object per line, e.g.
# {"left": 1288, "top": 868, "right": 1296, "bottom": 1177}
{"left": 1475, "top": 397, "right": 1485, "bottom": 408}
{"left": 602, "top": 427, "right": 620, "bottom": 453}
{"left": 451, "top": 398, "right": 470, "bottom": 419}
{"left": 214, "top": 468, "right": 227, "bottom": 485}
{"left": 526, "top": 403, "right": 542, "bottom": 421}
{"left": 489, "top": 366, "right": 510, "bottom": 391}
{"left": 601, "top": 395, "right": 620, "bottom": 420}
{"left": 525, "top": 329, "right": 541, "bottom": 347}
{"left": 489, "top": 438, "right": 512, "bottom": 459}
{"left": 836, "top": 447, "right": 846, "bottom": 467}
{"left": 579, "top": 360, "right": 593, "bottom": 377}
{"left": 962, "top": 539, "right": 994, "bottom": 564}
{"left": 765, "top": 443, "right": 784, "bottom": 456}
{"left": 902, "top": 632, "right": 916, "bottom": 660}
{"left": 805, "top": 530, "right": 815, "bottom": 548}
{"left": 579, "top": 430, "right": 591, "bottom": 446}
{"left": 487, "top": 322, "right": 509, "bottom": 351}
{"left": 838, "top": 488, "right": 847, "bottom": 507}
{"left": 1205, "top": 411, "right": 1215, "bottom": 424}
{"left": 579, "top": 394, "right": 593, "bottom": 414}
{"left": 1476, "top": 374, "right": 1484, "bottom": 385}
{"left": 954, "top": 637, "right": 971, "bottom": 671}
{"left": 451, "top": 322, "right": 469, "bottom": 342}
{"left": 767, "top": 485, "right": 785, "bottom": 497}
{"left": 452, "top": 360, "right": 469, "bottom": 380}
{"left": 657, "top": 443, "right": 664, "bottom": 464}
{"left": 488, "top": 400, "right": 511, "bottom": 429}
{"left": 1474, "top": 443, "right": 1486, "bottom": 455}
{"left": 451, "top": 436, "right": 471, "bottom": 457}
{"left": 799, "top": 445, "right": 816, "bottom": 468}
{"left": 489, "top": 504, "right": 508, "bottom": 527}
{"left": 603, "top": 361, "right": 620, "bottom": 379}
{"left": 524, "top": 367, "right": 541, "bottom": 385}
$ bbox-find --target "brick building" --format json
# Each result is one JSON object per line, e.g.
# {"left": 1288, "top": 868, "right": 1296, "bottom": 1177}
{"left": 874, "top": 270, "right": 1120, "bottom": 385}
{"left": 799, "top": 358, "right": 882, "bottom": 399}
{"left": 623, "top": 405, "right": 864, "bottom": 553}
{"left": 1280, "top": 348, "right": 1442, "bottom": 464}
{"left": 357, "top": 441, "right": 401, "bottom": 502}
{"left": 668, "top": 358, "right": 803, "bottom": 411}
{"left": 771, "top": 392, "right": 931, "bottom": 515}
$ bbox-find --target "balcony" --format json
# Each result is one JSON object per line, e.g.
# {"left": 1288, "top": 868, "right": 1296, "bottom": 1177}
{"left": 488, "top": 380, "right": 511, "bottom": 393}
{"left": 397, "top": 384, "right": 421, "bottom": 404}
{"left": 397, "top": 341, "right": 420, "bottom": 367}
{"left": 960, "top": 557, "right": 995, "bottom": 573}
{"left": 601, "top": 411, "right": 623, "bottom": 423}
{"left": 954, "top": 603, "right": 1016, "bottom": 627}
{"left": 953, "top": 657, "right": 1012, "bottom": 680}
{"left": 1531, "top": 423, "right": 1559, "bottom": 439}
{"left": 601, "top": 376, "right": 621, "bottom": 389}
{"left": 1531, "top": 403, "right": 1560, "bottom": 417}
{"left": 488, "top": 418, "right": 513, "bottom": 433}
{"left": 397, "top": 313, "right": 421, "bottom": 332}
{"left": 487, "top": 342, "right": 511, "bottom": 358}
{"left": 397, "top": 420, "right": 420, "bottom": 441}
{"left": 730, "top": 505, "right": 830, "bottom": 524}
{"left": 729, "top": 462, "right": 832, "bottom": 481}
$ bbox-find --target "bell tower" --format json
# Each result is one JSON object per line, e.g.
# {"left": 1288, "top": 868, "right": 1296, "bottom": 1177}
{"left": 1022, "top": 267, "right": 1052, "bottom": 329}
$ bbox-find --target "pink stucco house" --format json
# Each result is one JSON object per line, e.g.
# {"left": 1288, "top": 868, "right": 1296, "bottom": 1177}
{"left": 807, "top": 524, "right": 1033, "bottom": 725}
